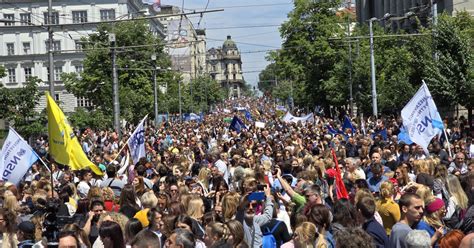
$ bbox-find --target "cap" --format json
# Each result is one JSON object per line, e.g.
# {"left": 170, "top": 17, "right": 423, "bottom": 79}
{"left": 98, "top": 164, "right": 107, "bottom": 172}
{"left": 18, "top": 221, "right": 35, "bottom": 235}
{"left": 426, "top": 198, "right": 445, "bottom": 214}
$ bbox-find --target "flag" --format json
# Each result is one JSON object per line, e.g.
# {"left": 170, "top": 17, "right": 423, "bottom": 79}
{"left": 282, "top": 112, "right": 314, "bottom": 123}
{"left": 398, "top": 126, "right": 413, "bottom": 145}
{"left": 128, "top": 115, "right": 147, "bottom": 166}
{"left": 401, "top": 82, "right": 443, "bottom": 154}
{"left": 327, "top": 125, "right": 339, "bottom": 135}
{"left": 229, "top": 116, "right": 245, "bottom": 133}
{"left": 255, "top": 121, "right": 265, "bottom": 128}
{"left": 331, "top": 148, "right": 349, "bottom": 199}
{"left": 0, "top": 128, "right": 39, "bottom": 185}
{"left": 372, "top": 128, "right": 388, "bottom": 140}
{"left": 184, "top": 113, "right": 202, "bottom": 122}
{"left": 46, "top": 93, "right": 103, "bottom": 175}
{"left": 245, "top": 110, "right": 253, "bottom": 121}
{"left": 361, "top": 118, "right": 366, "bottom": 135}
{"left": 342, "top": 115, "right": 355, "bottom": 133}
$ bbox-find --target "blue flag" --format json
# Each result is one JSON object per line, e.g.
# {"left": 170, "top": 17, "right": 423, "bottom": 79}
{"left": 372, "top": 128, "right": 388, "bottom": 140}
{"left": 398, "top": 127, "right": 413, "bottom": 145}
{"left": 327, "top": 125, "right": 339, "bottom": 135}
{"left": 229, "top": 116, "right": 245, "bottom": 133}
{"left": 184, "top": 113, "right": 202, "bottom": 122}
{"left": 342, "top": 116, "right": 355, "bottom": 133}
{"left": 245, "top": 110, "right": 252, "bottom": 121}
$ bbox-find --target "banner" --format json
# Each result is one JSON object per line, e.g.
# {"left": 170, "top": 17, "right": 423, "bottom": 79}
{"left": 255, "top": 121, "right": 266, "bottom": 128}
{"left": 401, "top": 82, "right": 443, "bottom": 154}
{"left": 282, "top": 112, "right": 314, "bottom": 123}
{"left": 0, "top": 128, "right": 38, "bottom": 185}
{"left": 184, "top": 113, "right": 202, "bottom": 122}
{"left": 128, "top": 116, "right": 147, "bottom": 165}
{"left": 47, "top": 93, "right": 103, "bottom": 175}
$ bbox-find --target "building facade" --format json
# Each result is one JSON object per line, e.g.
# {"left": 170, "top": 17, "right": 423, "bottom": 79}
{"left": 155, "top": 5, "right": 207, "bottom": 85}
{"left": 0, "top": 0, "right": 164, "bottom": 112}
{"left": 207, "top": 35, "right": 244, "bottom": 98}
{"left": 356, "top": 0, "right": 474, "bottom": 25}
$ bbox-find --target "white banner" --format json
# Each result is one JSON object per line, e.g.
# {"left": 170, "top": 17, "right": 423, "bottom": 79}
{"left": 128, "top": 116, "right": 147, "bottom": 165}
{"left": 282, "top": 112, "right": 314, "bottom": 123}
{"left": 401, "top": 82, "right": 443, "bottom": 154}
{"left": 0, "top": 128, "right": 38, "bottom": 185}
{"left": 255, "top": 121, "right": 266, "bottom": 128}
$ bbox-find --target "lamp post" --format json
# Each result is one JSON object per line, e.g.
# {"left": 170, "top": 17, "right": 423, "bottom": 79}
{"left": 151, "top": 54, "right": 159, "bottom": 126}
{"left": 109, "top": 33, "right": 120, "bottom": 137}
{"left": 369, "top": 17, "right": 378, "bottom": 118}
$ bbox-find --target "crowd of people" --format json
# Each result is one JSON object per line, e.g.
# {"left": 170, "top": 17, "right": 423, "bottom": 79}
{"left": 1, "top": 97, "right": 473, "bottom": 248}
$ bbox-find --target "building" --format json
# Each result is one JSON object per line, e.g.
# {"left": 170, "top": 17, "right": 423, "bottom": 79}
{"left": 207, "top": 35, "right": 244, "bottom": 98}
{"left": 0, "top": 0, "right": 165, "bottom": 112}
{"left": 155, "top": 5, "right": 207, "bottom": 84}
{"left": 356, "top": 0, "right": 474, "bottom": 26}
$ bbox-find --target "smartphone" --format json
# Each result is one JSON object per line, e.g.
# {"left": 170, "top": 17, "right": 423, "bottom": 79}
{"left": 248, "top": 192, "right": 265, "bottom": 201}
{"left": 257, "top": 184, "right": 267, "bottom": 191}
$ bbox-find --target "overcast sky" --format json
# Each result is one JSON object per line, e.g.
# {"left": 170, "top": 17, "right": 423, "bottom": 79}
{"left": 161, "top": 0, "right": 294, "bottom": 87}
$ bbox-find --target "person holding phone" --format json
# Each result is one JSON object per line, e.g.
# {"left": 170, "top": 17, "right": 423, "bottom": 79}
{"left": 236, "top": 184, "right": 273, "bottom": 247}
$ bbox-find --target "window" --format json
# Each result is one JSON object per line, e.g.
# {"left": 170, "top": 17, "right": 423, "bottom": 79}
{"left": 54, "top": 66, "right": 62, "bottom": 81}
{"left": 72, "top": 11, "right": 88, "bottom": 23}
{"left": 6, "top": 43, "right": 14, "bottom": 55}
{"left": 233, "top": 74, "right": 236, "bottom": 80}
{"left": 43, "top": 12, "right": 59, "bottom": 24}
{"left": 77, "top": 97, "right": 92, "bottom": 108}
{"left": 23, "top": 42, "right": 30, "bottom": 54}
{"left": 54, "top": 93, "right": 60, "bottom": 101}
{"left": 8, "top": 68, "right": 16, "bottom": 84}
{"left": 100, "top": 9, "right": 115, "bottom": 21}
{"left": 75, "top": 65, "right": 83, "bottom": 73}
{"left": 75, "top": 40, "right": 83, "bottom": 51}
{"left": 212, "top": 65, "right": 216, "bottom": 72}
{"left": 20, "top": 13, "right": 31, "bottom": 25}
{"left": 3, "top": 14, "right": 14, "bottom": 26}
{"left": 24, "top": 67, "right": 32, "bottom": 79}
{"left": 45, "top": 40, "right": 61, "bottom": 52}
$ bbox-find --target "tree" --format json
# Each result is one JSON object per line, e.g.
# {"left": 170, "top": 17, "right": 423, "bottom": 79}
{"left": 187, "top": 76, "right": 225, "bottom": 113}
{"left": 63, "top": 20, "right": 174, "bottom": 124}
{"left": 276, "top": 0, "right": 346, "bottom": 109}
{"left": 0, "top": 77, "right": 46, "bottom": 138}
{"left": 258, "top": 62, "right": 279, "bottom": 94}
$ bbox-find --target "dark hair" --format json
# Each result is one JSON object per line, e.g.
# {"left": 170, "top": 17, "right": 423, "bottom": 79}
{"left": 124, "top": 218, "right": 143, "bottom": 244}
{"left": 58, "top": 231, "right": 80, "bottom": 247}
{"left": 90, "top": 200, "right": 105, "bottom": 210}
{"left": 334, "top": 227, "right": 375, "bottom": 248}
{"left": 173, "top": 228, "right": 196, "bottom": 248}
{"left": 307, "top": 204, "right": 331, "bottom": 230}
{"left": 398, "top": 193, "right": 421, "bottom": 213}
{"left": 333, "top": 199, "right": 357, "bottom": 228}
{"left": 354, "top": 179, "right": 369, "bottom": 189}
{"left": 147, "top": 208, "right": 161, "bottom": 230}
{"left": 106, "top": 165, "right": 117, "bottom": 178}
{"left": 130, "top": 229, "right": 161, "bottom": 248}
{"left": 0, "top": 209, "right": 17, "bottom": 233}
{"left": 356, "top": 197, "right": 376, "bottom": 219}
{"left": 175, "top": 215, "right": 194, "bottom": 231}
{"left": 99, "top": 220, "right": 125, "bottom": 248}
{"left": 119, "top": 184, "right": 139, "bottom": 209}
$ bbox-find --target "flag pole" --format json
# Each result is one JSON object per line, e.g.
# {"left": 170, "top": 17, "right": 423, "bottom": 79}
{"left": 443, "top": 128, "right": 452, "bottom": 158}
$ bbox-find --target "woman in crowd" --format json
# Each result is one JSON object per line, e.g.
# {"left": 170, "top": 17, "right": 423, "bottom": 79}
{"left": 123, "top": 218, "right": 143, "bottom": 246}
{"left": 306, "top": 204, "right": 335, "bottom": 248}
{"left": 0, "top": 208, "right": 18, "bottom": 248}
{"left": 376, "top": 181, "right": 400, "bottom": 235}
{"left": 281, "top": 222, "right": 318, "bottom": 248}
{"left": 444, "top": 174, "right": 469, "bottom": 228}
{"left": 415, "top": 197, "right": 446, "bottom": 247}
{"left": 99, "top": 220, "right": 125, "bottom": 248}
{"left": 119, "top": 185, "right": 141, "bottom": 219}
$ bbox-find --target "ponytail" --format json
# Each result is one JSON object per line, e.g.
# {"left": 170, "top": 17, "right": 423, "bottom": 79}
{"left": 209, "top": 222, "right": 230, "bottom": 241}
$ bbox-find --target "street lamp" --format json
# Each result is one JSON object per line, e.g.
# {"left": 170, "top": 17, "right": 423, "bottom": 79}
{"left": 369, "top": 17, "right": 378, "bottom": 117}
{"left": 151, "top": 54, "right": 158, "bottom": 126}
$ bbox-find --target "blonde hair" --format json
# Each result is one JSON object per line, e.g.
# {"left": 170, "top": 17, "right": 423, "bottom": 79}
{"left": 354, "top": 188, "right": 375, "bottom": 205}
{"left": 140, "top": 191, "right": 158, "bottom": 209}
{"left": 446, "top": 174, "right": 468, "bottom": 209}
{"left": 416, "top": 185, "right": 433, "bottom": 205}
{"left": 102, "top": 187, "right": 115, "bottom": 202}
{"left": 380, "top": 181, "right": 394, "bottom": 199}
{"left": 98, "top": 211, "right": 129, "bottom": 235}
{"left": 87, "top": 187, "right": 103, "bottom": 201}
{"left": 208, "top": 222, "right": 230, "bottom": 241}
{"left": 294, "top": 222, "right": 317, "bottom": 248}
{"left": 423, "top": 197, "right": 444, "bottom": 229}
{"left": 3, "top": 195, "right": 19, "bottom": 213}
{"left": 197, "top": 167, "right": 210, "bottom": 189}
{"left": 414, "top": 160, "right": 430, "bottom": 174}
{"left": 222, "top": 192, "right": 240, "bottom": 221}
{"left": 186, "top": 195, "right": 204, "bottom": 219}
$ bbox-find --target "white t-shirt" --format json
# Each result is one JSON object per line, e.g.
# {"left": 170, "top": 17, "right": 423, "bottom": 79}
{"left": 77, "top": 181, "right": 90, "bottom": 198}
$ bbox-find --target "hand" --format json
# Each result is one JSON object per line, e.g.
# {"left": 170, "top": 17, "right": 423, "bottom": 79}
{"left": 276, "top": 168, "right": 282, "bottom": 178}
{"left": 434, "top": 226, "right": 444, "bottom": 238}
{"left": 264, "top": 184, "right": 272, "bottom": 198}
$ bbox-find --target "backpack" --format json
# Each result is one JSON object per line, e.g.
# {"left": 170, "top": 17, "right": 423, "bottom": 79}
{"left": 262, "top": 221, "right": 282, "bottom": 248}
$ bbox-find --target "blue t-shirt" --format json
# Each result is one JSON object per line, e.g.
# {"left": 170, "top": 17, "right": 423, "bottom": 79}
{"left": 367, "top": 175, "right": 388, "bottom": 193}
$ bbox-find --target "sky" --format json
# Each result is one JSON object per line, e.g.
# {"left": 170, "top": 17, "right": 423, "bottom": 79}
{"left": 161, "top": 0, "right": 294, "bottom": 87}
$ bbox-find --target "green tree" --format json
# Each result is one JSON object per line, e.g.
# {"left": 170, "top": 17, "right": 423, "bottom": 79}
{"left": 63, "top": 20, "right": 174, "bottom": 124}
{"left": 258, "top": 62, "right": 279, "bottom": 94}
{"left": 188, "top": 76, "right": 225, "bottom": 113}
{"left": 0, "top": 77, "right": 46, "bottom": 138}
{"left": 69, "top": 108, "right": 112, "bottom": 130}
{"left": 276, "top": 0, "right": 346, "bottom": 109}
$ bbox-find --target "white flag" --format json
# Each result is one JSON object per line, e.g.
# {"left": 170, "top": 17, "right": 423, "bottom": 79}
{"left": 128, "top": 116, "right": 147, "bottom": 165}
{"left": 0, "top": 128, "right": 39, "bottom": 185}
{"left": 401, "top": 82, "right": 444, "bottom": 154}
{"left": 282, "top": 112, "right": 314, "bottom": 123}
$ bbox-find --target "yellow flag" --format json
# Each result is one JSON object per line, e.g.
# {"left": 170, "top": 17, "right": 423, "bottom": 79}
{"left": 46, "top": 92, "right": 103, "bottom": 175}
